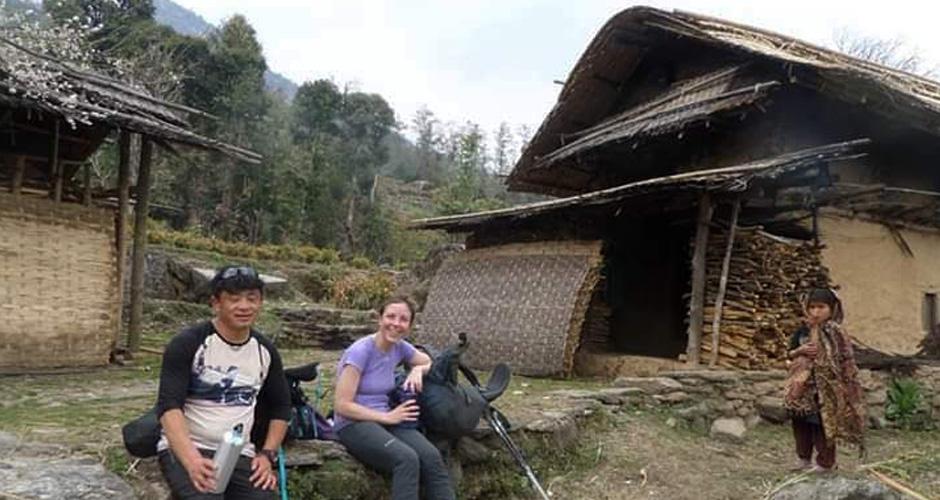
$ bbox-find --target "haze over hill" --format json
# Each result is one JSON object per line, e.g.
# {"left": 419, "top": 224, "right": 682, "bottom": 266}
{"left": 153, "top": 0, "right": 299, "bottom": 99}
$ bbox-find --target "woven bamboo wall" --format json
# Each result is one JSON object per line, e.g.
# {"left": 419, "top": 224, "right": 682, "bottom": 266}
{"left": 416, "top": 240, "right": 603, "bottom": 376}
{"left": 0, "top": 192, "right": 119, "bottom": 373}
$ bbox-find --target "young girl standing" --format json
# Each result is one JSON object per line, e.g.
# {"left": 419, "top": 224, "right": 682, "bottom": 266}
{"left": 784, "top": 288, "right": 865, "bottom": 472}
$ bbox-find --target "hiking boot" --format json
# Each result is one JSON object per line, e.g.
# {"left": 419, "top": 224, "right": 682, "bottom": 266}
{"left": 810, "top": 464, "right": 836, "bottom": 474}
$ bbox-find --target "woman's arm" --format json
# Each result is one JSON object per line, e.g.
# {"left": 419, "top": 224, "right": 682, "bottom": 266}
{"left": 403, "top": 350, "right": 432, "bottom": 393}
{"left": 334, "top": 365, "right": 418, "bottom": 425}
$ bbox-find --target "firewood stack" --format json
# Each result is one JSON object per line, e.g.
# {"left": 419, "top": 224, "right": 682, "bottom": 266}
{"left": 696, "top": 227, "right": 830, "bottom": 369}
{"left": 580, "top": 274, "right": 612, "bottom": 351}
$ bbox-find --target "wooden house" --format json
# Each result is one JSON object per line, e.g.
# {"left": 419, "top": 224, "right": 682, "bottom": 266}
{"left": 0, "top": 36, "right": 260, "bottom": 373}
{"left": 412, "top": 7, "right": 940, "bottom": 376}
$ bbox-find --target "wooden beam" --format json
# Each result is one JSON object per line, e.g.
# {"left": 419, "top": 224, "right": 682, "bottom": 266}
{"left": 11, "top": 155, "right": 25, "bottom": 196}
{"left": 710, "top": 197, "right": 741, "bottom": 367}
{"left": 83, "top": 162, "right": 92, "bottom": 206}
{"left": 686, "top": 191, "right": 713, "bottom": 366}
{"left": 114, "top": 130, "right": 132, "bottom": 351}
{"left": 127, "top": 137, "right": 153, "bottom": 353}
{"left": 50, "top": 120, "right": 62, "bottom": 202}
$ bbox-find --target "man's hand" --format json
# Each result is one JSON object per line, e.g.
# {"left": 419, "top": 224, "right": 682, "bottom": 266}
{"left": 183, "top": 454, "right": 217, "bottom": 493}
{"left": 250, "top": 454, "right": 278, "bottom": 490}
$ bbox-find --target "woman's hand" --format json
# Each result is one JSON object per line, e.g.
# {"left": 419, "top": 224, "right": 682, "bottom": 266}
{"left": 403, "top": 367, "right": 425, "bottom": 393}
{"left": 383, "top": 400, "right": 420, "bottom": 425}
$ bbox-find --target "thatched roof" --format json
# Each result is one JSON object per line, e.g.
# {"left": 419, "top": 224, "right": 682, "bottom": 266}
{"left": 412, "top": 139, "right": 868, "bottom": 232}
{"left": 0, "top": 36, "right": 262, "bottom": 164}
{"left": 508, "top": 7, "right": 940, "bottom": 194}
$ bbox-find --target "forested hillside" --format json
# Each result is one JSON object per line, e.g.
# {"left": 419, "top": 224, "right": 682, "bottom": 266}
{"left": 2, "top": 0, "right": 536, "bottom": 265}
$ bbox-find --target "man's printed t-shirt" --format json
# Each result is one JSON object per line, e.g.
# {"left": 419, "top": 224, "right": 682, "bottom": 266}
{"left": 156, "top": 321, "right": 290, "bottom": 457}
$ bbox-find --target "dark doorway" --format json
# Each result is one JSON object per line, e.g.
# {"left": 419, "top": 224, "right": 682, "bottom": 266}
{"left": 602, "top": 216, "right": 692, "bottom": 358}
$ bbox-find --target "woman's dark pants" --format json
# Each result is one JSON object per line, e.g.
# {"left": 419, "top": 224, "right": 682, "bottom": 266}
{"left": 338, "top": 421, "right": 455, "bottom": 500}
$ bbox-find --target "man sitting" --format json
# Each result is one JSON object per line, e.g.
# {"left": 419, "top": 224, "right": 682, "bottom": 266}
{"left": 156, "top": 265, "right": 291, "bottom": 499}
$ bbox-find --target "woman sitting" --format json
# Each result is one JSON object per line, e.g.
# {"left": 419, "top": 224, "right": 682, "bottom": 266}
{"left": 333, "top": 297, "right": 455, "bottom": 500}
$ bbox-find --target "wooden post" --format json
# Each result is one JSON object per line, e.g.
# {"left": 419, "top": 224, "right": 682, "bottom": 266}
{"left": 114, "top": 130, "right": 132, "bottom": 350}
{"left": 50, "top": 120, "right": 62, "bottom": 202}
{"left": 686, "top": 191, "right": 713, "bottom": 366}
{"left": 127, "top": 137, "right": 153, "bottom": 353}
{"left": 11, "top": 156, "right": 25, "bottom": 197}
{"left": 83, "top": 162, "right": 92, "bottom": 206}
{"left": 710, "top": 198, "right": 741, "bottom": 367}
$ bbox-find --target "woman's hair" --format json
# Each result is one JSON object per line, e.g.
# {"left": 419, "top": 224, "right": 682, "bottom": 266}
{"left": 378, "top": 296, "right": 416, "bottom": 320}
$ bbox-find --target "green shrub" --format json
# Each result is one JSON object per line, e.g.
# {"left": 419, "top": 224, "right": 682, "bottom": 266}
{"left": 348, "top": 256, "right": 373, "bottom": 269}
{"left": 886, "top": 378, "right": 935, "bottom": 430}
{"left": 329, "top": 272, "right": 394, "bottom": 310}
{"left": 148, "top": 222, "right": 343, "bottom": 265}
{"left": 296, "top": 265, "right": 344, "bottom": 302}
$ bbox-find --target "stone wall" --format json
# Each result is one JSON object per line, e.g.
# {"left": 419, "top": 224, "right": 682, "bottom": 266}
{"left": 615, "top": 365, "right": 940, "bottom": 430}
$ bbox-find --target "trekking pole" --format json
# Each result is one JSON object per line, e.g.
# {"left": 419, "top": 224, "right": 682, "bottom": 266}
{"left": 278, "top": 446, "right": 289, "bottom": 500}
{"left": 484, "top": 406, "right": 551, "bottom": 500}
{"left": 312, "top": 365, "right": 322, "bottom": 439}
{"left": 459, "top": 365, "right": 550, "bottom": 500}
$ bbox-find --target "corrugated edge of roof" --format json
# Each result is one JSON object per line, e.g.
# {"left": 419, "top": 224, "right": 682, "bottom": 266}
{"left": 507, "top": 6, "right": 940, "bottom": 190}
{"left": 412, "top": 139, "right": 870, "bottom": 232}
{"left": 0, "top": 36, "right": 261, "bottom": 164}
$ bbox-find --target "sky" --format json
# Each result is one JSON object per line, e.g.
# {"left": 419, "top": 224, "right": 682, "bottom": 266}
{"left": 174, "top": 0, "right": 940, "bottom": 136}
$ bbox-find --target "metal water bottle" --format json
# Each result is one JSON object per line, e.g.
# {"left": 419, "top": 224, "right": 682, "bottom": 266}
{"left": 212, "top": 423, "right": 245, "bottom": 493}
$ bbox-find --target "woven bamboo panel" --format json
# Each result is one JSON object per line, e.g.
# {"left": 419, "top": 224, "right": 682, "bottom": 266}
{"left": 416, "top": 240, "right": 603, "bottom": 376}
{"left": 0, "top": 192, "right": 119, "bottom": 373}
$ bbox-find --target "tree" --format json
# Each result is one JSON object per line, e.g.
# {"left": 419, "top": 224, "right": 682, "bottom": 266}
{"left": 492, "top": 121, "right": 513, "bottom": 176}
{"left": 412, "top": 107, "right": 445, "bottom": 184}
{"left": 292, "top": 79, "right": 343, "bottom": 142}
{"left": 43, "top": 0, "right": 154, "bottom": 29}
{"left": 833, "top": 28, "right": 937, "bottom": 77}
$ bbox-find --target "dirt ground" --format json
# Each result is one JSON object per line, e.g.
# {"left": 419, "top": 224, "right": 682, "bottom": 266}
{"left": 542, "top": 406, "right": 940, "bottom": 500}
{"left": 1, "top": 305, "right": 938, "bottom": 499}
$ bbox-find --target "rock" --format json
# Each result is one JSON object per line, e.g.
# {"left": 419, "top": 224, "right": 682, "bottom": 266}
{"left": 724, "top": 388, "right": 752, "bottom": 400}
{"left": 664, "top": 370, "right": 740, "bottom": 383}
{"left": 752, "top": 381, "right": 783, "bottom": 396}
{"left": 868, "top": 415, "right": 888, "bottom": 430}
{"left": 285, "top": 439, "right": 359, "bottom": 468}
{"left": 769, "top": 476, "right": 902, "bottom": 500}
{"left": 525, "top": 412, "right": 580, "bottom": 447}
{"left": 613, "top": 376, "right": 684, "bottom": 394}
{"left": 710, "top": 417, "right": 747, "bottom": 443}
{"left": 676, "top": 401, "right": 712, "bottom": 420}
{"left": 0, "top": 456, "right": 135, "bottom": 499}
{"left": 145, "top": 251, "right": 291, "bottom": 302}
{"left": 665, "top": 417, "right": 678, "bottom": 428}
{"left": 456, "top": 436, "right": 491, "bottom": 464}
{"left": 866, "top": 389, "right": 887, "bottom": 405}
{"left": 745, "top": 413, "right": 763, "bottom": 429}
{"left": 653, "top": 391, "right": 690, "bottom": 404}
{"left": 547, "top": 387, "right": 642, "bottom": 405}
{"left": 757, "top": 397, "right": 789, "bottom": 424}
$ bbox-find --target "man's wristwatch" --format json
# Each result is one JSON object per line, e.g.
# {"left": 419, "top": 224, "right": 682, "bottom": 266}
{"left": 260, "top": 448, "right": 278, "bottom": 464}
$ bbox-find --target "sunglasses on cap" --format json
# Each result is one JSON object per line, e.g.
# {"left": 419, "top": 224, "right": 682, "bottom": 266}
{"left": 219, "top": 266, "right": 259, "bottom": 280}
